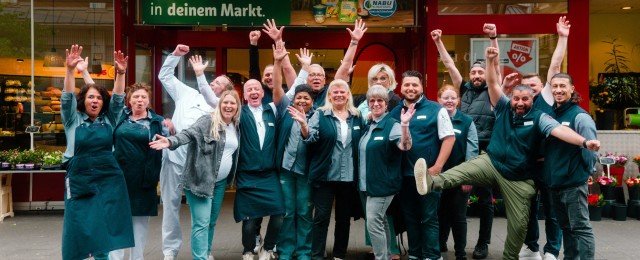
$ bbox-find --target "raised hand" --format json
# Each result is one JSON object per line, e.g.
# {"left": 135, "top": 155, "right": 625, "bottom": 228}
{"left": 173, "top": 44, "right": 189, "bottom": 56}
{"left": 430, "top": 29, "right": 442, "bottom": 41}
{"left": 65, "top": 44, "right": 84, "bottom": 71}
{"left": 262, "top": 19, "right": 284, "bottom": 41}
{"left": 114, "top": 50, "right": 128, "bottom": 73}
{"left": 188, "top": 55, "right": 209, "bottom": 76}
{"left": 295, "top": 48, "right": 313, "bottom": 68}
{"left": 287, "top": 105, "right": 307, "bottom": 124}
{"left": 400, "top": 103, "right": 416, "bottom": 125}
{"left": 149, "top": 134, "right": 171, "bottom": 150}
{"left": 502, "top": 72, "right": 521, "bottom": 90}
{"left": 483, "top": 23, "right": 497, "bottom": 37}
{"left": 557, "top": 16, "right": 571, "bottom": 37}
{"left": 249, "top": 30, "right": 261, "bottom": 45}
{"left": 347, "top": 19, "right": 368, "bottom": 42}
{"left": 75, "top": 57, "right": 89, "bottom": 73}
{"left": 272, "top": 40, "right": 289, "bottom": 61}
{"left": 485, "top": 46, "right": 499, "bottom": 64}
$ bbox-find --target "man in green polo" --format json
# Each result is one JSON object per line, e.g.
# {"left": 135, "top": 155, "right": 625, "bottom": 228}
{"left": 414, "top": 46, "right": 601, "bottom": 260}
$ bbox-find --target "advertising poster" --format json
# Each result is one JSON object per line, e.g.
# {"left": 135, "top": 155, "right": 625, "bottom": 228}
{"left": 470, "top": 38, "right": 539, "bottom": 76}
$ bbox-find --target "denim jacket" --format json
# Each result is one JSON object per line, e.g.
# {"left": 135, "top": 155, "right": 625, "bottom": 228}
{"left": 168, "top": 114, "right": 240, "bottom": 197}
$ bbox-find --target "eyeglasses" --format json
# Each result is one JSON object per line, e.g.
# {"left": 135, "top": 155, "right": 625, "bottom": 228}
{"left": 309, "top": 73, "right": 325, "bottom": 78}
{"left": 372, "top": 76, "right": 388, "bottom": 82}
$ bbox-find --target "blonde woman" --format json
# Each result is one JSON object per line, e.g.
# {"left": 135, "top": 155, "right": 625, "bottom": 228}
{"left": 356, "top": 63, "right": 402, "bottom": 121}
{"left": 303, "top": 79, "right": 362, "bottom": 260}
{"left": 150, "top": 90, "right": 241, "bottom": 260}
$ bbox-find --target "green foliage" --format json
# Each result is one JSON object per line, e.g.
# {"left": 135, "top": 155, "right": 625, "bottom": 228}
{"left": 590, "top": 73, "right": 640, "bottom": 110}
{"left": 602, "top": 38, "right": 630, "bottom": 73}
{"left": 0, "top": 4, "right": 49, "bottom": 58}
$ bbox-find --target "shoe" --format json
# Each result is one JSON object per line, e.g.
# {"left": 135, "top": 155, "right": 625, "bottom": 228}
{"left": 518, "top": 246, "right": 541, "bottom": 260}
{"left": 472, "top": 244, "right": 488, "bottom": 259}
{"left": 208, "top": 254, "right": 215, "bottom": 260}
{"left": 543, "top": 252, "right": 557, "bottom": 260}
{"left": 253, "top": 235, "right": 263, "bottom": 254}
{"left": 243, "top": 252, "right": 255, "bottom": 260}
{"left": 414, "top": 158, "right": 432, "bottom": 195}
{"left": 163, "top": 255, "right": 176, "bottom": 260}
{"left": 456, "top": 257, "right": 468, "bottom": 260}
{"left": 333, "top": 258, "right": 343, "bottom": 260}
{"left": 258, "top": 249, "right": 276, "bottom": 260}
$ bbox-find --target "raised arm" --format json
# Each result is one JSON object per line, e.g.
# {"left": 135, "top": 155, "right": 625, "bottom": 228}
{"left": 113, "top": 50, "right": 128, "bottom": 95}
{"left": 262, "top": 19, "right": 297, "bottom": 86}
{"left": 485, "top": 46, "right": 503, "bottom": 106}
{"left": 64, "top": 44, "right": 84, "bottom": 93}
{"left": 272, "top": 40, "right": 289, "bottom": 106}
{"left": 431, "top": 29, "right": 463, "bottom": 88}
{"left": 335, "top": 19, "right": 367, "bottom": 81}
{"left": 286, "top": 48, "right": 314, "bottom": 100}
{"left": 548, "top": 16, "right": 570, "bottom": 83}
{"left": 75, "top": 57, "right": 95, "bottom": 85}
{"left": 189, "top": 55, "right": 219, "bottom": 108}
{"left": 158, "top": 44, "right": 191, "bottom": 101}
{"left": 397, "top": 103, "right": 415, "bottom": 151}
{"left": 484, "top": 23, "right": 502, "bottom": 80}
{"left": 249, "top": 30, "right": 262, "bottom": 80}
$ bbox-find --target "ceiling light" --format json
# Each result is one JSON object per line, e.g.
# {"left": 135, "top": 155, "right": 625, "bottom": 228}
{"left": 622, "top": 6, "right": 632, "bottom": 10}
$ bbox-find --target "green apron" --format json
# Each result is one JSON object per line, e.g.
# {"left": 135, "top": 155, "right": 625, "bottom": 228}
{"left": 62, "top": 122, "right": 134, "bottom": 260}
{"left": 114, "top": 118, "right": 161, "bottom": 216}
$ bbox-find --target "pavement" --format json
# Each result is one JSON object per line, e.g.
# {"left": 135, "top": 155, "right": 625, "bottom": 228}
{"left": 1, "top": 192, "right": 639, "bottom": 260}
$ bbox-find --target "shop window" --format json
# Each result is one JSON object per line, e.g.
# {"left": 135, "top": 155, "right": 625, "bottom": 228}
{"left": 438, "top": 1, "right": 567, "bottom": 15}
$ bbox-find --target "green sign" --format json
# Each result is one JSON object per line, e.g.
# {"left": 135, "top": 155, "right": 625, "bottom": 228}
{"left": 140, "top": 0, "right": 291, "bottom": 26}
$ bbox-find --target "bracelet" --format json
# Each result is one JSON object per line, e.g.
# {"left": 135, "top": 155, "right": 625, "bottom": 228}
{"left": 350, "top": 40, "right": 359, "bottom": 46}
{"left": 489, "top": 36, "right": 497, "bottom": 40}
{"left": 116, "top": 69, "right": 126, "bottom": 75}
{"left": 582, "top": 139, "right": 588, "bottom": 148}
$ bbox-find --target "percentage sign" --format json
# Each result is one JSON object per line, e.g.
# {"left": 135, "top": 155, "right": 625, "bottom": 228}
{"left": 511, "top": 52, "right": 526, "bottom": 63}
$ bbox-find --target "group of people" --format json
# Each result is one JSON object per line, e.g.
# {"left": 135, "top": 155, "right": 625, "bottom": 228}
{"left": 59, "top": 17, "right": 600, "bottom": 260}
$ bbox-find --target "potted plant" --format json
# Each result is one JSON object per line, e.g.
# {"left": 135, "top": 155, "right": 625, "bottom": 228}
{"left": 0, "top": 150, "right": 12, "bottom": 169}
{"left": 634, "top": 154, "right": 640, "bottom": 173}
{"left": 42, "top": 150, "right": 63, "bottom": 170}
{"left": 626, "top": 175, "right": 640, "bottom": 218}
{"left": 587, "top": 194, "right": 605, "bottom": 221}
{"left": 601, "top": 152, "right": 627, "bottom": 186}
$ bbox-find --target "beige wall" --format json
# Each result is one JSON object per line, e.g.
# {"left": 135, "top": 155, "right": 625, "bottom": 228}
{"left": 589, "top": 13, "right": 640, "bottom": 81}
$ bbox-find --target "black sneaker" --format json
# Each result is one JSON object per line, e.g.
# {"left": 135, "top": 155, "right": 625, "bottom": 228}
{"left": 472, "top": 244, "right": 488, "bottom": 259}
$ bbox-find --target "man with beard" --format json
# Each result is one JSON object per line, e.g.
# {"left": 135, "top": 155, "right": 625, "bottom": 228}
{"left": 158, "top": 44, "right": 233, "bottom": 260}
{"left": 389, "top": 70, "right": 455, "bottom": 260}
{"left": 431, "top": 23, "right": 499, "bottom": 259}
{"left": 413, "top": 46, "right": 600, "bottom": 260}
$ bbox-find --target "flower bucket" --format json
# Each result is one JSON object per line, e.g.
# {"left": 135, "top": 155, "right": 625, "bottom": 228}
{"left": 630, "top": 186, "right": 640, "bottom": 201}
{"left": 589, "top": 206, "right": 602, "bottom": 221}
{"left": 627, "top": 200, "right": 640, "bottom": 218}
{"left": 610, "top": 166, "right": 625, "bottom": 187}
{"left": 613, "top": 203, "right": 627, "bottom": 221}
{"left": 600, "top": 185, "right": 615, "bottom": 200}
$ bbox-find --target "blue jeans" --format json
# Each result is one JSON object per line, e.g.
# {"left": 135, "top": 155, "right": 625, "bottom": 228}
{"left": 400, "top": 177, "right": 441, "bottom": 259}
{"left": 366, "top": 195, "right": 395, "bottom": 260}
{"left": 358, "top": 192, "right": 401, "bottom": 256}
{"left": 524, "top": 179, "right": 562, "bottom": 256}
{"left": 278, "top": 170, "right": 313, "bottom": 260}
{"left": 184, "top": 179, "right": 227, "bottom": 260}
{"left": 550, "top": 184, "right": 595, "bottom": 260}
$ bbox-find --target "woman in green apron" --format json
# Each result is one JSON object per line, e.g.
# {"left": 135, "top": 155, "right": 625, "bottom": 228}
{"left": 61, "top": 45, "right": 133, "bottom": 260}
{"left": 111, "top": 83, "right": 167, "bottom": 260}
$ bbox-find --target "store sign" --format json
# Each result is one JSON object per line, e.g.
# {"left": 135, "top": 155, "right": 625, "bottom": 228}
{"left": 364, "top": 0, "right": 397, "bottom": 18}
{"left": 470, "top": 38, "right": 539, "bottom": 75}
{"left": 140, "top": 0, "right": 291, "bottom": 26}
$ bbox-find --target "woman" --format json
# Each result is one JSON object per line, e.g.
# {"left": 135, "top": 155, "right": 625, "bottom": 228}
{"left": 303, "top": 79, "right": 362, "bottom": 260}
{"left": 358, "top": 85, "right": 414, "bottom": 260}
{"left": 436, "top": 85, "right": 479, "bottom": 260}
{"left": 61, "top": 44, "right": 133, "bottom": 260}
{"left": 110, "top": 83, "right": 166, "bottom": 260}
{"left": 149, "top": 90, "right": 241, "bottom": 260}
{"left": 357, "top": 63, "right": 402, "bottom": 121}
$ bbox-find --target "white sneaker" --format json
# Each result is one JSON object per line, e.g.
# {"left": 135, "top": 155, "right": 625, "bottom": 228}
{"left": 208, "top": 254, "right": 215, "bottom": 260}
{"left": 333, "top": 258, "right": 343, "bottom": 260}
{"left": 243, "top": 252, "right": 255, "bottom": 260}
{"left": 253, "top": 235, "right": 263, "bottom": 254}
{"left": 518, "top": 246, "right": 542, "bottom": 260}
{"left": 258, "top": 249, "right": 276, "bottom": 260}
{"left": 414, "top": 158, "right": 432, "bottom": 195}
{"left": 543, "top": 252, "right": 557, "bottom": 260}
{"left": 163, "top": 255, "right": 176, "bottom": 260}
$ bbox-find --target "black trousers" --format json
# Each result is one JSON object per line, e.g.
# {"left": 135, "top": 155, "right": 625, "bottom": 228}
{"left": 439, "top": 187, "right": 470, "bottom": 258}
{"left": 311, "top": 181, "right": 354, "bottom": 260}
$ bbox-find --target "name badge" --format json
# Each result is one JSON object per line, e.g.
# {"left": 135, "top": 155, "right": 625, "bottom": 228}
{"left": 453, "top": 129, "right": 461, "bottom": 134}
{"left": 561, "top": 121, "right": 570, "bottom": 126}
{"left": 353, "top": 126, "right": 360, "bottom": 130}
{"left": 416, "top": 115, "right": 427, "bottom": 120}
{"left": 267, "top": 122, "right": 274, "bottom": 127}
{"left": 524, "top": 121, "right": 534, "bottom": 126}
{"left": 374, "top": 136, "right": 384, "bottom": 141}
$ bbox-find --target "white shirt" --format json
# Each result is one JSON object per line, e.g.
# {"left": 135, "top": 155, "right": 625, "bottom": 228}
{"left": 158, "top": 54, "right": 215, "bottom": 166}
{"left": 436, "top": 107, "right": 455, "bottom": 139}
{"left": 338, "top": 117, "right": 348, "bottom": 148}
{"left": 248, "top": 105, "right": 266, "bottom": 149}
{"left": 216, "top": 124, "right": 238, "bottom": 182}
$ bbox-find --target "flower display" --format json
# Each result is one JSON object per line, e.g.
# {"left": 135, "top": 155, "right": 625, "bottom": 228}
{"left": 601, "top": 152, "right": 628, "bottom": 167}
{"left": 587, "top": 194, "right": 605, "bottom": 207}
{"left": 626, "top": 176, "right": 640, "bottom": 187}
{"left": 597, "top": 176, "right": 617, "bottom": 187}
{"left": 633, "top": 154, "right": 640, "bottom": 167}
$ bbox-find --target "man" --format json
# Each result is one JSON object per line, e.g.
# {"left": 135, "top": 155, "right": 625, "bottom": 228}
{"left": 389, "top": 70, "right": 455, "bottom": 260}
{"left": 518, "top": 16, "right": 572, "bottom": 260}
{"left": 431, "top": 23, "right": 499, "bottom": 259}
{"left": 543, "top": 72, "right": 597, "bottom": 259}
{"left": 157, "top": 44, "right": 232, "bottom": 260}
{"left": 414, "top": 46, "right": 600, "bottom": 260}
